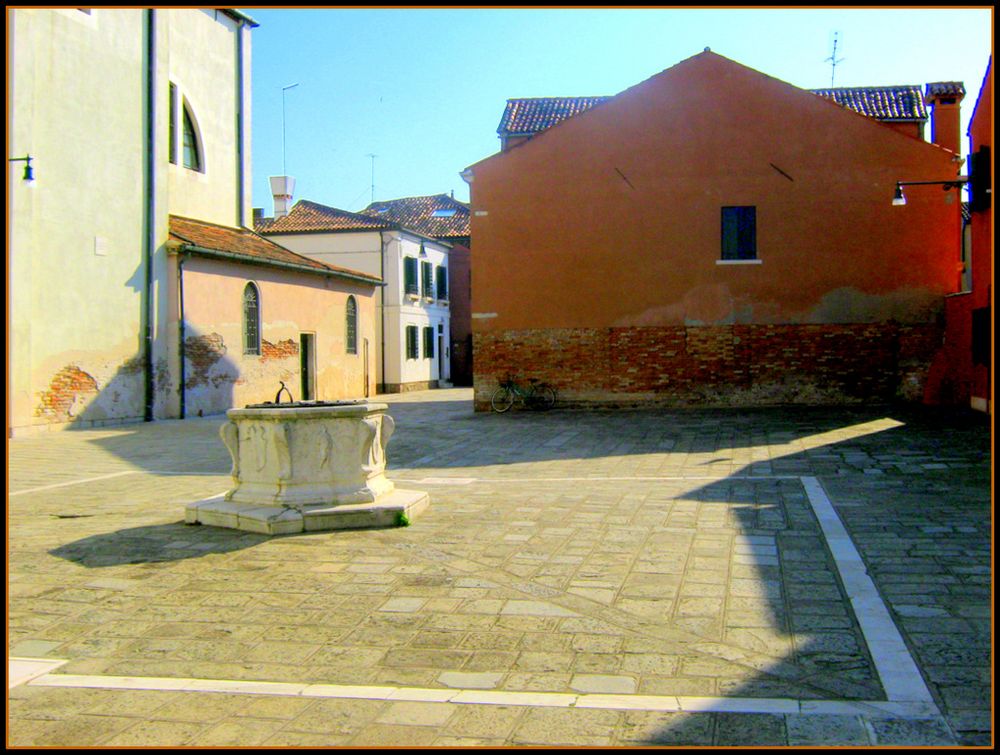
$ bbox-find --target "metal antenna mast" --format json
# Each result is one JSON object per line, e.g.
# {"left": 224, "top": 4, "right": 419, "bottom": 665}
{"left": 825, "top": 32, "right": 845, "bottom": 87}
{"left": 366, "top": 154, "right": 377, "bottom": 203}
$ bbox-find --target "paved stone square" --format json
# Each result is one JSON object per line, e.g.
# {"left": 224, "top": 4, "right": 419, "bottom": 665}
{"left": 7, "top": 389, "right": 992, "bottom": 746}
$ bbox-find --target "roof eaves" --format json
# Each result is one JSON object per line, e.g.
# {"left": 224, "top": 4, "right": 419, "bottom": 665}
{"left": 219, "top": 8, "right": 259, "bottom": 28}
{"left": 176, "top": 242, "right": 383, "bottom": 286}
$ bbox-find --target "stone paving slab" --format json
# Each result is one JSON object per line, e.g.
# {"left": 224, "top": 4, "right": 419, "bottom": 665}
{"left": 7, "top": 390, "right": 992, "bottom": 746}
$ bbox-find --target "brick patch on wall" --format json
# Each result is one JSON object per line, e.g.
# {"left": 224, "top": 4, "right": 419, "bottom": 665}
{"left": 184, "top": 333, "right": 230, "bottom": 389}
{"left": 261, "top": 338, "right": 299, "bottom": 362}
{"left": 473, "top": 323, "right": 943, "bottom": 410}
{"left": 35, "top": 365, "right": 99, "bottom": 420}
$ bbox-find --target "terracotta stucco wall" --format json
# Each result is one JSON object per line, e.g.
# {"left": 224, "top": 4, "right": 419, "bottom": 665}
{"left": 468, "top": 52, "right": 963, "bottom": 408}
{"left": 175, "top": 258, "right": 377, "bottom": 416}
{"left": 470, "top": 52, "right": 961, "bottom": 333}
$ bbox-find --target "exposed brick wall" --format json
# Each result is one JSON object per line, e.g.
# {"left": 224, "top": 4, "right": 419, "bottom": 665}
{"left": 261, "top": 338, "right": 299, "bottom": 362}
{"left": 474, "top": 323, "right": 943, "bottom": 410}
{"left": 184, "top": 333, "right": 229, "bottom": 390}
{"left": 35, "top": 366, "right": 99, "bottom": 420}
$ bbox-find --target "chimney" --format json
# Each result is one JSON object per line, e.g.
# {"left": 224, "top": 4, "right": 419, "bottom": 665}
{"left": 924, "top": 82, "right": 966, "bottom": 156}
{"left": 269, "top": 175, "right": 295, "bottom": 219}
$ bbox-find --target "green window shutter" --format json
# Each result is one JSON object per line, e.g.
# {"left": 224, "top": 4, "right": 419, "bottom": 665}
{"left": 404, "top": 258, "right": 419, "bottom": 295}
{"left": 436, "top": 266, "right": 448, "bottom": 300}
{"left": 406, "top": 326, "right": 418, "bottom": 359}
{"left": 423, "top": 327, "right": 434, "bottom": 359}
{"left": 421, "top": 260, "right": 434, "bottom": 298}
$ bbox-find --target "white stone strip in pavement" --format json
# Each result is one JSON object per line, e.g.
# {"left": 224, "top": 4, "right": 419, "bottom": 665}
{"left": 8, "top": 470, "right": 144, "bottom": 497}
{"left": 800, "top": 476, "right": 937, "bottom": 707}
{"left": 22, "top": 669, "right": 939, "bottom": 719}
{"left": 405, "top": 475, "right": 802, "bottom": 484}
{"left": 8, "top": 658, "right": 68, "bottom": 689}
{"left": 7, "top": 469, "right": 215, "bottom": 497}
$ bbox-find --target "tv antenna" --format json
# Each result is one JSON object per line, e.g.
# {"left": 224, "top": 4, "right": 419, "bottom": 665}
{"left": 826, "top": 32, "right": 845, "bottom": 87}
{"left": 366, "top": 153, "right": 377, "bottom": 203}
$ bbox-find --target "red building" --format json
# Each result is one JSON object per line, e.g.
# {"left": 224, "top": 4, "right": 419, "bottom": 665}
{"left": 936, "top": 58, "right": 992, "bottom": 413}
{"left": 463, "top": 51, "right": 967, "bottom": 410}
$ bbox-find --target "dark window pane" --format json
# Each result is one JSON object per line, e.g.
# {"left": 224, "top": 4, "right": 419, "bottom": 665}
{"left": 721, "top": 206, "right": 756, "bottom": 260}
{"left": 182, "top": 106, "right": 201, "bottom": 171}
{"left": 346, "top": 296, "right": 357, "bottom": 354}
{"left": 243, "top": 283, "right": 260, "bottom": 355}
{"left": 436, "top": 266, "right": 448, "bottom": 300}
{"left": 423, "top": 326, "right": 434, "bottom": 358}
{"left": 169, "top": 83, "right": 177, "bottom": 164}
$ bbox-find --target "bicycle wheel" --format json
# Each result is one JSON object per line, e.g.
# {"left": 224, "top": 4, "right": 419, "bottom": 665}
{"left": 535, "top": 384, "right": 556, "bottom": 410}
{"left": 490, "top": 386, "right": 515, "bottom": 413}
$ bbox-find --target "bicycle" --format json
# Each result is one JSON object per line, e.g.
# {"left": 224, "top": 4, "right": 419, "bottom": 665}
{"left": 490, "top": 376, "right": 557, "bottom": 413}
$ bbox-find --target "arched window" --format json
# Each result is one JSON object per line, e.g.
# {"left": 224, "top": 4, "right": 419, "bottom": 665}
{"left": 346, "top": 296, "right": 358, "bottom": 355}
{"left": 182, "top": 103, "right": 202, "bottom": 172}
{"left": 243, "top": 283, "right": 260, "bottom": 355}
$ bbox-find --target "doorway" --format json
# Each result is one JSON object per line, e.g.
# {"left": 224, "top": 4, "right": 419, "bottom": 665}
{"left": 300, "top": 333, "right": 316, "bottom": 400}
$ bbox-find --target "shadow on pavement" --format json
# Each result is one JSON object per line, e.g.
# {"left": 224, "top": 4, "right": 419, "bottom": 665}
{"left": 49, "top": 521, "right": 270, "bottom": 567}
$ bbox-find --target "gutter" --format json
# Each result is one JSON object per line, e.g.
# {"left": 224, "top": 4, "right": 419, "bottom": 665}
{"left": 379, "top": 230, "right": 386, "bottom": 392}
{"left": 235, "top": 17, "right": 246, "bottom": 226}
{"left": 142, "top": 9, "right": 156, "bottom": 422}
{"left": 178, "top": 254, "right": 187, "bottom": 419}
{"left": 175, "top": 243, "right": 385, "bottom": 287}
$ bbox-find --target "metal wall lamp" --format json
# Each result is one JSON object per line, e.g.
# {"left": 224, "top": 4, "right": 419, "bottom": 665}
{"left": 892, "top": 178, "right": 967, "bottom": 206}
{"left": 9, "top": 155, "right": 34, "bottom": 181}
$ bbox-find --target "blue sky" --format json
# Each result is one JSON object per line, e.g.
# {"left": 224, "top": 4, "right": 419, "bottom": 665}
{"left": 245, "top": 7, "right": 993, "bottom": 215}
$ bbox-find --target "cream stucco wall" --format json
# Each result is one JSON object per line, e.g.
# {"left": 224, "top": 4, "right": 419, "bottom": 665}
{"left": 9, "top": 8, "right": 254, "bottom": 435}
{"left": 10, "top": 9, "right": 149, "bottom": 432}
{"left": 165, "top": 9, "right": 250, "bottom": 227}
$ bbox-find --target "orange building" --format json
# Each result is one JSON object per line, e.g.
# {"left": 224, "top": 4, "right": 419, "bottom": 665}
{"left": 937, "top": 58, "right": 992, "bottom": 413}
{"left": 463, "top": 51, "right": 967, "bottom": 409}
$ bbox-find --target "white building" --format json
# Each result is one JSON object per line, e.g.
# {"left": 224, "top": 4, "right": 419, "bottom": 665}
{"left": 257, "top": 200, "right": 452, "bottom": 392}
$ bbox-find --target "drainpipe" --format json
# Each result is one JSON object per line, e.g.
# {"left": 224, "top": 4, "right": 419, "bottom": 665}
{"left": 142, "top": 9, "right": 157, "bottom": 422}
{"left": 235, "top": 18, "right": 246, "bottom": 226}
{"left": 379, "top": 230, "right": 386, "bottom": 393}
{"left": 178, "top": 253, "right": 187, "bottom": 419}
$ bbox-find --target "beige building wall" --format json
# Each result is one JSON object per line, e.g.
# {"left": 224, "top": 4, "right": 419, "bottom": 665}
{"left": 8, "top": 8, "right": 254, "bottom": 435}
{"left": 175, "top": 258, "right": 377, "bottom": 415}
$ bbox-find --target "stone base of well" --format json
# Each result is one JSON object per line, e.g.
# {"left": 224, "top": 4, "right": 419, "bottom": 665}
{"left": 185, "top": 488, "right": 429, "bottom": 535}
{"left": 184, "top": 399, "right": 428, "bottom": 534}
